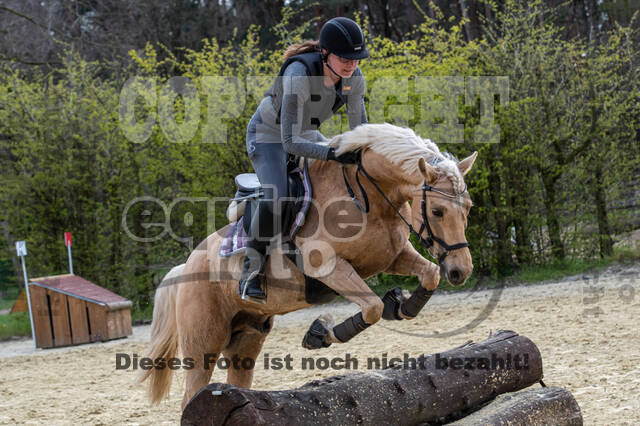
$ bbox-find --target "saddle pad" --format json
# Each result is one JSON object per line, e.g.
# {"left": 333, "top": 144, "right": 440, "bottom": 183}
{"left": 218, "top": 160, "right": 313, "bottom": 258}
{"left": 218, "top": 216, "right": 249, "bottom": 258}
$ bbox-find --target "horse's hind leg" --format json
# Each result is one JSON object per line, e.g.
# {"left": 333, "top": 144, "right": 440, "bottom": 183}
{"left": 177, "top": 292, "right": 231, "bottom": 410}
{"left": 223, "top": 314, "right": 274, "bottom": 388}
{"left": 179, "top": 324, "right": 230, "bottom": 409}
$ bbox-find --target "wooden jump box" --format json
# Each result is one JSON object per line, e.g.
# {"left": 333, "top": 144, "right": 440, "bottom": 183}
{"left": 23, "top": 274, "right": 133, "bottom": 348}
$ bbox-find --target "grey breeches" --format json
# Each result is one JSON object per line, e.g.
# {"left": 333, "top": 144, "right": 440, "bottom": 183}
{"left": 245, "top": 114, "right": 289, "bottom": 243}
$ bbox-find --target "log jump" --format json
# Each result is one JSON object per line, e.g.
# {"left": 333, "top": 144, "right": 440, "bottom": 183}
{"left": 450, "top": 386, "right": 582, "bottom": 425}
{"left": 182, "top": 330, "right": 582, "bottom": 425}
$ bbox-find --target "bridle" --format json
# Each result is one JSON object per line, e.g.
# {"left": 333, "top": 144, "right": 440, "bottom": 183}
{"left": 341, "top": 152, "right": 470, "bottom": 264}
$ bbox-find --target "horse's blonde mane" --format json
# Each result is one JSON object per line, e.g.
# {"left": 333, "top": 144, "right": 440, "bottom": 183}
{"left": 328, "top": 123, "right": 465, "bottom": 191}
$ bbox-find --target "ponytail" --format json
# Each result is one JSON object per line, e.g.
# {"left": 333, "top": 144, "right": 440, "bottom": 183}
{"left": 281, "top": 40, "right": 321, "bottom": 62}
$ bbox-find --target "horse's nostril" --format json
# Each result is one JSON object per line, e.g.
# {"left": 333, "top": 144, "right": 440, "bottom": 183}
{"left": 449, "top": 269, "right": 461, "bottom": 282}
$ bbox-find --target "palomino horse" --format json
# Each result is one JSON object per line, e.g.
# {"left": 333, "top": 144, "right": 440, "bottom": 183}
{"left": 139, "top": 123, "right": 477, "bottom": 409}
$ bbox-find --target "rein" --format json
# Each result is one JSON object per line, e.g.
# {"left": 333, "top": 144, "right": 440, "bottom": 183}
{"left": 341, "top": 152, "right": 469, "bottom": 264}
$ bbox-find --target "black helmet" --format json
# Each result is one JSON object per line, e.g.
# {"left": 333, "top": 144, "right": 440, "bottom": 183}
{"left": 319, "top": 17, "right": 369, "bottom": 60}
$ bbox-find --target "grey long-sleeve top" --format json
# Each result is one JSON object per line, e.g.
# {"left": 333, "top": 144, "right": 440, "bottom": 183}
{"left": 254, "top": 61, "right": 368, "bottom": 160}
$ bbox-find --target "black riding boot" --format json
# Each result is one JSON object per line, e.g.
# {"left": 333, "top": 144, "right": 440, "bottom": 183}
{"left": 238, "top": 198, "right": 277, "bottom": 303}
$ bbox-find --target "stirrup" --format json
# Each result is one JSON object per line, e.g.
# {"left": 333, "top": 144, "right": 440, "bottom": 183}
{"left": 239, "top": 270, "right": 267, "bottom": 304}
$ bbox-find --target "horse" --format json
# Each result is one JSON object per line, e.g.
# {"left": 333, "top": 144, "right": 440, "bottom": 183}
{"left": 138, "top": 123, "right": 477, "bottom": 409}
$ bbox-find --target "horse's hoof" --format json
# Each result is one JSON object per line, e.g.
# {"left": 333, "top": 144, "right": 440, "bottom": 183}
{"left": 302, "top": 319, "right": 332, "bottom": 349}
{"left": 382, "top": 287, "right": 404, "bottom": 320}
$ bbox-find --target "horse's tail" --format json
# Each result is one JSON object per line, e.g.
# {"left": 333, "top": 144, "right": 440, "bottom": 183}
{"left": 137, "top": 264, "right": 184, "bottom": 404}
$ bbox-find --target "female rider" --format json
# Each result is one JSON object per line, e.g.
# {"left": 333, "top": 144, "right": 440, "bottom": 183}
{"left": 240, "top": 17, "right": 369, "bottom": 302}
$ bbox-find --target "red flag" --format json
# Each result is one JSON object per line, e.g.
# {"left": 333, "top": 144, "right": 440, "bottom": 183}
{"left": 64, "top": 232, "right": 72, "bottom": 247}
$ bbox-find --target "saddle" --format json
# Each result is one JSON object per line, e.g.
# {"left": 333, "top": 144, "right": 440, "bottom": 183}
{"left": 226, "top": 158, "right": 307, "bottom": 242}
{"left": 221, "top": 158, "right": 338, "bottom": 305}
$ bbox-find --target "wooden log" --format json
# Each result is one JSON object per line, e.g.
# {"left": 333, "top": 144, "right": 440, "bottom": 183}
{"left": 182, "top": 330, "right": 543, "bottom": 426}
{"left": 449, "top": 386, "right": 582, "bottom": 425}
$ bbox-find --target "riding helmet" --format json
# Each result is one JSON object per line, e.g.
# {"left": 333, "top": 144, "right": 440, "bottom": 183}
{"left": 319, "top": 17, "right": 369, "bottom": 60}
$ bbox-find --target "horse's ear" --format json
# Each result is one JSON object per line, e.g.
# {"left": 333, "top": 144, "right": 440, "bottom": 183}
{"left": 457, "top": 151, "right": 478, "bottom": 176}
{"left": 418, "top": 157, "right": 438, "bottom": 183}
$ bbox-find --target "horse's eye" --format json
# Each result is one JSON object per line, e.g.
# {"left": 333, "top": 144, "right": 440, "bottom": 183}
{"left": 432, "top": 209, "right": 443, "bottom": 217}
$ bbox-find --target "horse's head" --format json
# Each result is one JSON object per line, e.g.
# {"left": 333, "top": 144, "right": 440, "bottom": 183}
{"left": 327, "top": 123, "right": 477, "bottom": 285}
{"left": 409, "top": 152, "right": 477, "bottom": 286}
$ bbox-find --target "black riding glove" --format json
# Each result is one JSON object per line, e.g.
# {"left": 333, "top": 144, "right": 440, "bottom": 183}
{"left": 327, "top": 147, "right": 359, "bottom": 164}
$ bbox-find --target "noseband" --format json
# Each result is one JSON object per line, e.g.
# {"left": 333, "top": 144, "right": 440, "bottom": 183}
{"left": 415, "top": 182, "right": 469, "bottom": 263}
{"left": 341, "top": 153, "right": 469, "bottom": 264}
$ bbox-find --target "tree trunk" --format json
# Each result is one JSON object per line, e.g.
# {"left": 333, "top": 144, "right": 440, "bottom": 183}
{"left": 459, "top": 0, "right": 472, "bottom": 42}
{"left": 459, "top": 0, "right": 480, "bottom": 41}
{"left": 488, "top": 153, "right": 512, "bottom": 273}
{"left": 484, "top": 1, "right": 493, "bottom": 28}
{"left": 182, "top": 330, "right": 543, "bottom": 425}
{"left": 404, "top": 0, "right": 418, "bottom": 28}
{"left": 1, "top": 220, "right": 21, "bottom": 285}
{"left": 542, "top": 173, "right": 566, "bottom": 259}
{"left": 426, "top": 0, "right": 436, "bottom": 19}
{"left": 512, "top": 205, "right": 533, "bottom": 265}
{"left": 381, "top": 0, "right": 393, "bottom": 39}
{"left": 509, "top": 167, "right": 534, "bottom": 265}
{"left": 450, "top": 386, "right": 583, "bottom": 425}
{"left": 593, "top": 161, "right": 614, "bottom": 257}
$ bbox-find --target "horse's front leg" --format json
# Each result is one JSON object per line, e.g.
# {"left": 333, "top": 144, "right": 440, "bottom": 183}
{"left": 381, "top": 241, "right": 440, "bottom": 320}
{"left": 301, "top": 256, "right": 384, "bottom": 349}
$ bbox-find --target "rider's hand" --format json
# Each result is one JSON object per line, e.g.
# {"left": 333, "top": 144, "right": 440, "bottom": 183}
{"left": 327, "top": 147, "right": 359, "bottom": 164}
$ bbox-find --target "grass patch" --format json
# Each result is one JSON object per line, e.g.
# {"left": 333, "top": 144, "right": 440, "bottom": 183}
{"left": 507, "top": 246, "right": 639, "bottom": 285}
{"left": 131, "top": 303, "right": 154, "bottom": 324}
{"left": 0, "top": 297, "right": 17, "bottom": 311}
{"left": 0, "top": 312, "right": 31, "bottom": 340}
{"left": 613, "top": 247, "right": 640, "bottom": 263}
{"left": 0, "top": 286, "right": 20, "bottom": 311}
{"left": 368, "top": 246, "right": 640, "bottom": 297}
{"left": 508, "top": 257, "right": 611, "bottom": 284}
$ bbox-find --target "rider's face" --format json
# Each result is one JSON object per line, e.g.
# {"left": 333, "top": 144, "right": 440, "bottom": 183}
{"left": 326, "top": 53, "right": 359, "bottom": 77}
